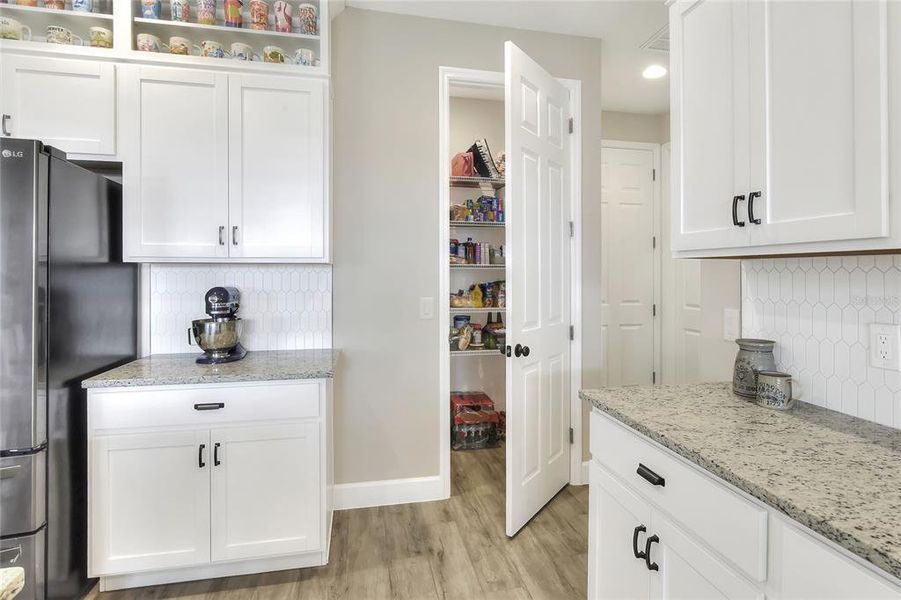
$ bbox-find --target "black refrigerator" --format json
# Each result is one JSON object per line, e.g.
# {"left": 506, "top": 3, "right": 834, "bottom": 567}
{"left": 0, "top": 138, "right": 137, "bottom": 599}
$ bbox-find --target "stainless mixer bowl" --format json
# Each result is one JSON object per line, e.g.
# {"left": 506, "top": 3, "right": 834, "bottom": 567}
{"left": 190, "top": 318, "right": 243, "bottom": 358}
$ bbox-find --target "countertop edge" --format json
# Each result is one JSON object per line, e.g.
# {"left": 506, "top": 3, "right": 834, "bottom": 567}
{"left": 580, "top": 391, "right": 901, "bottom": 581}
{"left": 82, "top": 371, "right": 335, "bottom": 389}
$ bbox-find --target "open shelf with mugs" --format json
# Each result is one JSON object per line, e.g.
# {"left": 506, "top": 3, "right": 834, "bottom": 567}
{"left": 131, "top": 0, "right": 326, "bottom": 71}
{"left": 0, "top": 2, "right": 114, "bottom": 50}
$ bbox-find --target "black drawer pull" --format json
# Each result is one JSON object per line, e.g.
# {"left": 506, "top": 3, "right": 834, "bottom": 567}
{"left": 194, "top": 402, "right": 225, "bottom": 411}
{"left": 214, "top": 442, "right": 221, "bottom": 466}
{"left": 632, "top": 525, "right": 647, "bottom": 559}
{"left": 644, "top": 535, "right": 660, "bottom": 571}
{"left": 637, "top": 463, "right": 665, "bottom": 487}
{"left": 198, "top": 443, "right": 206, "bottom": 468}
{"left": 732, "top": 194, "right": 746, "bottom": 227}
{"left": 748, "top": 191, "right": 762, "bottom": 224}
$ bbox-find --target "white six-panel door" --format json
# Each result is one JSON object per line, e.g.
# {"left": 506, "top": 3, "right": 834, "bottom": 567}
{"left": 504, "top": 41, "right": 572, "bottom": 537}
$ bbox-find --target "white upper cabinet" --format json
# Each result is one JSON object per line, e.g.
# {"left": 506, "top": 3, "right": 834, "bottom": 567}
{"left": 228, "top": 75, "right": 327, "bottom": 261}
{"left": 670, "top": 0, "right": 895, "bottom": 257}
{"left": 0, "top": 55, "right": 117, "bottom": 157}
{"left": 123, "top": 66, "right": 229, "bottom": 260}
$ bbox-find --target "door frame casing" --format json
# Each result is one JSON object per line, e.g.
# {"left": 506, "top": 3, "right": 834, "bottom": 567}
{"left": 437, "top": 66, "right": 584, "bottom": 497}
{"left": 600, "top": 139, "right": 663, "bottom": 389}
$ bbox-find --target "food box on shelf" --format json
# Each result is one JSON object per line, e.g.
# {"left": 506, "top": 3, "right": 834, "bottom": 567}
{"left": 451, "top": 391, "right": 500, "bottom": 450}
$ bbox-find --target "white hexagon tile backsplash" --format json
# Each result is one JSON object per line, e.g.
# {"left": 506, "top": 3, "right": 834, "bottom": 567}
{"left": 742, "top": 256, "right": 901, "bottom": 429}
{"left": 149, "top": 264, "right": 332, "bottom": 355}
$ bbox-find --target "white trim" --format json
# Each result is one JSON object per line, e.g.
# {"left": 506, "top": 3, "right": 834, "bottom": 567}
{"left": 600, "top": 139, "right": 663, "bottom": 388}
{"left": 138, "top": 263, "right": 151, "bottom": 357}
{"left": 581, "top": 460, "right": 590, "bottom": 486}
{"left": 333, "top": 475, "right": 444, "bottom": 510}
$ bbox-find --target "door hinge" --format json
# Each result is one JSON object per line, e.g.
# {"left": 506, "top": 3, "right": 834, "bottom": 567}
{"left": 652, "top": 236, "right": 656, "bottom": 249}
{"left": 652, "top": 371, "right": 657, "bottom": 384}
{"left": 652, "top": 168, "right": 656, "bottom": 181}
{"left": 569, "top": 325, "right": 574, "bottom": 341}
{"left": 568, "top": 117, "right": 574, "bottom": 134}
{"left": 569, "top": 427, "right": 574, "bottom": 444}
{"left": 569, "top": 221, "right": 574, "bottom": 238}
{"left": 653, "top": 303, "right": 657, "bottom": 317}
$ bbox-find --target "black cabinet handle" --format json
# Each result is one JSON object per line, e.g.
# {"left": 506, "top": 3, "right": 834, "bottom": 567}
{"left": 644, "top": 535, "right": 660, "bottom": 571}
{"left": 632, "top": 525, "right": 647, "bottom": 559}
{"left": 748, "top": 191, "right": 762, "bottom": 224}
{"left": 214, "top": 442, "right": 221, "bottom": 466}
{"left": 732, "top": 195, "right": 746, "bottom": 227}
{"left": 637, "top": 463, "right": 665, "bottom": 487}
{"left": 194, "top": 402, "right": 225, "bottom": 411}
{"left": 198, "top": 443, "right": 206, "bottom": 468}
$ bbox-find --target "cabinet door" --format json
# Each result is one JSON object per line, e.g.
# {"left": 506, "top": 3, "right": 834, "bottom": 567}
{"left": 649, "top": 514, "right": 762, "bottom": 600}
{"left": 90, "top": 430, "right": 210, "bottom": 575}
{"left": 670, "top": 0, "right": 751, "bottom": 251}
{"left": 747, "top": 0, "right": 889, "bottom": 246}
{"left": 228, "top": 75, "right": 327, "bottom": 260}
{"left": 589, "top": 463, "right": 652, "bottom": 600}
{"left": 0, "top": 55, "right": 116, "bottom": 156}
{"left": 123, "top": 66, "right": 229, "bottom": 260}
{"left": 211, "top": 422, "right": 321, "bottom": 562}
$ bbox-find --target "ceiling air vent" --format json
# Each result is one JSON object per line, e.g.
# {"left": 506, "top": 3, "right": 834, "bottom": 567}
{"left": 640, "top": 24, "right": 670, "bottom": 53}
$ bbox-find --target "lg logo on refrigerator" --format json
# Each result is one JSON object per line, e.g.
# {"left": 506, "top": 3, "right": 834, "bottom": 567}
{"left": 1, "top": 149, "right": 23, "bottom": 158}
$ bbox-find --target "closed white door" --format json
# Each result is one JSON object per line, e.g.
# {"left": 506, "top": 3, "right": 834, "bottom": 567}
{"left": 211, "top": 423, "right": 321, "bottom": 562}
{"left": 123, "top": 66, "right": 229, "bottom": 260}
{"left": 670, "top": 0, "right": 751, "bottom": 251}
{"left": 504, "top": 41, "right": 572, "bottom": 537}
{"left": 228, "top": 75, "right": 327, "bottom": 260}
{"left": 601, "top": 144, "right": 657, "bottom": 387}
{"left": 90, "top": 430, "right": 210, "bottom": 575}
{"left": 589, "top": 463, "right": 652, "bottom": 600}
{"left": 650, "top": 514, "right": 761, "bottom": 600}
{"left": 0, "top": 55, "right": 116, "bottom": 156}
{"left": 746, "top": 0, "right": 889, "bottom": 246}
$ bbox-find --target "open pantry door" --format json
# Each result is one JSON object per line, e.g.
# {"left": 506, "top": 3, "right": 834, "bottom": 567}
{"left": 504, "top": 41, "right": 573, "bottom": 537}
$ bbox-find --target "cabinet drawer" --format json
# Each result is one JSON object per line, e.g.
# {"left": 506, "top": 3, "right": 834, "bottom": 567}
{"left": 89, "top": 381, "right": 322, "bottom": 432}
{"left": 591, "top": 410, "right": 768, "bottom": 583}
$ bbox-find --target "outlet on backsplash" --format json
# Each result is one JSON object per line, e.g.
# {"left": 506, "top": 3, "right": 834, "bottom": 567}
{"left": 869, "top": 324, "right": 901, "bottom": 371}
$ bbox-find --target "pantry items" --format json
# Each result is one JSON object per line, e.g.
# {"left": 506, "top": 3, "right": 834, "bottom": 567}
{"left": 171, "top": 0, "right": 190, "bottom": 21}
{"left": 231, "top": 41, "right": 257, "bottom": 60}
{"left": 451, "top": 392, "right": 500, "bottom": 450}
{"left": 141, "top": 0, "right": 161, "bottom": 18}
{"left": 224, "top": 0, "right": 243, "bottom": 27}
{"left": 450, "top": 323, "right": 473, "bottom": 351}
{"left": 494, "top": 151, "right": 506, "bottom": 177}
{"left": 200, "top": 39, "right": 228, "bottom": 57}
{"left": 16, "top": 0, "right": 38, "bottom": 6}
{"left": 273, "top": 0, "right": 292, "bottom": 32}
{"left": 451, "top": 151, "right": 475, "bottom": 177}
{"left": 732, "top": 338, "right": 777, "bottom": 398}
{"left": 293, "top": 47, "right": 314, "bottom": 66}
{"left": 45, "top": 0, "right": 65, "bottom": 9}
{"left": 71, "top": 0, "right": 91, "bottom": 11}
{"left": 262, "top": 44, "right": 287, "bottom": 62}
{"left": 249, "top": 0, "right": 268, "bottom": 29}
{"left": 297, "top": 2, "right": 317, "bottom": 34}
{"left": 450, "top": 237, "right": 505, "bottom": 266}
{"left": 196, "top": 0, "right": 217, "bottom": 24}
{"left": 471, "top": 324, "right": 483, "bottom": 347}
{"left": 89, "top": 26, "right": 112, "bottom": 48}
{"left": 453, "top": 315, "right": 471, "bottom": 329}
{"left": 168, "top": 35, "right": 197, "bottom": 55}
{"left": 450, "top": 195, "right": 504, "bottom": 223}
{"left": 449, "top": 281, "right": 505, "bottom": 309}
{"left": 46, "top": 25, "right": 82, "bottom": 45}
{"left": 136, "top": 32, "right": 162, "bottom": 51}
{"left": 0, "top": 16, "right": 31, "bottom": 40}
{"left": 755, "top": 371, "right": 801, "bottom": 410}
{"left": 468, "top": 138, "right": 502, "bottom": 179}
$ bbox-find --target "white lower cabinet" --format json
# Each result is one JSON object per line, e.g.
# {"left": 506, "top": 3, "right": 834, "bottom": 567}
{"left": 88, "top": 380, "right": 333, "bottom": 591}
{"left": 589, "top": 410, "right": 901, "bottom": 599}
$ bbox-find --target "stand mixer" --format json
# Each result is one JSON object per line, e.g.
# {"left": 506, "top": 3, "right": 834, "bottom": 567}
{"left": 189, "top": 286, "right": 247, "bottom": 364}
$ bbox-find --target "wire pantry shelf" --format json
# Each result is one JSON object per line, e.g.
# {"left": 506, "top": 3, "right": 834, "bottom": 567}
{"left": 450, "top": 349, "right": 502, "bottom": 357}
{"left": 449, "top": 176, "right": 505, "bottom": 190}
{"left": 450, "top": 220, "right": 504, "bottom": 228}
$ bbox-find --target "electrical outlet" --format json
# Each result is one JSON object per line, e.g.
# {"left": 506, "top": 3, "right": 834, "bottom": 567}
{"left": 869, "top": 323, "right": 901, "bottom": 370}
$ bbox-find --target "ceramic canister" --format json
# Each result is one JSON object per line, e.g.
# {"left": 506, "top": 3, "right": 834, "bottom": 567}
{"left": 171, "top": 0, "right": 190, "bottom": 22}
{"left": 249, "top": 0, "right": 269, "bottom": 30}
{"left": 196, "top": 0, "right": 217, "bottom": 25}
{"left": 296, "top": 3, "right": 317, "bottom": 35}
{"left": 224, "top": 0, "right": 243, "bottom": 27}
{"left": 273, "top": 1, "right": 292, "bottom": 33}
{"left": 732, "top": 338, "right": 776, "bottom": 398}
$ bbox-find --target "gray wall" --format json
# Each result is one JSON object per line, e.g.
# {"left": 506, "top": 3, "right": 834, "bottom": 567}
{"left": 332, "top": 7, "right": 603, "bottom": 484}
{"left": 602, "top": 110, "right": 670, "bottom": 144}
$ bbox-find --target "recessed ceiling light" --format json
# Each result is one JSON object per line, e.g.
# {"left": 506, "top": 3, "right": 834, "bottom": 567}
{"left": 642, "top": 64, "right": 667, "bottom": 80}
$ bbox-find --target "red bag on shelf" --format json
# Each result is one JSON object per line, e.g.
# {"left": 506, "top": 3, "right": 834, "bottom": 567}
{"left": 451, "top": 152, "right": 475, "bottom": 177}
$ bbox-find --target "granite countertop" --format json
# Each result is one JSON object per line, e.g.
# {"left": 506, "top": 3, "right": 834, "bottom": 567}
{"left": 581, "top": 383, "right": 901, "bottom": 580}
{"left": 82, "top": 349, "right": 338, "bottom": 388}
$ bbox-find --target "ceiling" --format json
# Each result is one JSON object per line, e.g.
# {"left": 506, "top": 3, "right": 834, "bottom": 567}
{"left": 337, "top": 0, "right": 671, "bottom": 114}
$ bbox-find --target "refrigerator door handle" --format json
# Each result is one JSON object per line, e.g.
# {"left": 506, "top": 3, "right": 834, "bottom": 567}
{"left": 1, "top": 114, "right": 10, "bottom": 136}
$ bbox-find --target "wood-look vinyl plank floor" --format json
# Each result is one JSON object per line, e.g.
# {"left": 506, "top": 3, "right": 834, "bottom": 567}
{"left": 88, "top": 445, "right": 588, "bottom": 600}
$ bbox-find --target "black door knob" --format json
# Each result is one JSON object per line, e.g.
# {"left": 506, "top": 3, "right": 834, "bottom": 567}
{"left": 504, "top": 345, "right": 512, "bottom": 357}
{"left": 514, "top": 344, "right": 524, "bottom": 357}
{"left": 522, "top": 346, "right": 530, "bottom": 357}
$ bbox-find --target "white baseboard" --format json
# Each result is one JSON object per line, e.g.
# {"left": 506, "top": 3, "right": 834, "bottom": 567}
{"left": 334, "top": 475, "right": 446, "bottom": 510}
{"left": 581, "top": 460, "right": 590, "bottom": 485}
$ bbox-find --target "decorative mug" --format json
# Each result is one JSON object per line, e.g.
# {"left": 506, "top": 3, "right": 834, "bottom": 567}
{"left": 262, "top": 45, "right": 288, "bottom": 63}
{"left": 273, "top": 1, "right": 292, "bottom": 33}
{"left": 168, "top": 36, "right": 198, "bottom": 55}
{"left": 755, "top": 371, "right": 802, "bottom": 410}
{"left": 46, "top": 25, "right": 83, "bottom": 45}
{"left": 71, "top": 0, "right": 92, "bottom": 11}
{"left": 136, "top": 32, "right": 163, "bottom": 52}
{"left": 0, "top": 16, "right": 31, "bottom": 41}
{"left": 224, "top": 0, "right": 243, "bottom": 27}
{"left": 230, "top": 42, "right": 258, "bottom": 61}
{"left": 293, "top": 47, "right": 314, "bottom": 66}
{"left": 45, "top": 0, "right": 65, "bottom": 9}
{"left": 196, "top": 0, "right": 217, "bottom": 25}
{"left": 141, "top": 0, "right": 161, "bottom": 18}
{"left": 249, "top": 0, "right": 269, "bottom": 30}
{"left": 200, "top": 40, "right": 229, "bottom": 58}
{"left": 171, "top": 0, "right": 190, "bottom": 22}
{"left": 296, "top": 2, "right": 317, "bottom": 35}
{"left": 89, "top": 26, "right": 113, "bottom": 48}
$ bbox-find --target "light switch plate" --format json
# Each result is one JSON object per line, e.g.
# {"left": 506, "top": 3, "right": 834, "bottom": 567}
{"left": 723, "top": 308, "right": 740, "bottom": 341}
{"left": 419, "top": 297, "right": 434, "bottom": 320}
{"left": 869, "top": 323, "right": 901, "bottom": 370}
